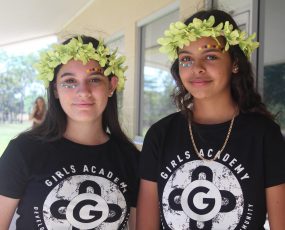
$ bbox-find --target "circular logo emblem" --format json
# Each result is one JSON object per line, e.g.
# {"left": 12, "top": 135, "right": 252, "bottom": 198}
{"left": 42, "top": 175, "right": 127, "bottom": 229}
{"left": 162, "top": 160, "right": 243, "bottom": 229}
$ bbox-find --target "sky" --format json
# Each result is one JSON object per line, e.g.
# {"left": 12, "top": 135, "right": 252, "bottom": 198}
{"left": 0, "top": 35, "right": 57, "bottom": 56}
{"left": 0, "top": 35, "right": 57, "bottom": 74}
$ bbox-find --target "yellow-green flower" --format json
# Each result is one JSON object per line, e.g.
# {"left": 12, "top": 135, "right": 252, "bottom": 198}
{"left": 34, "top": 36, "right": 127, "bottom": 92}
{"left": 157, "top": 15, "right": 259, "bottom": 61}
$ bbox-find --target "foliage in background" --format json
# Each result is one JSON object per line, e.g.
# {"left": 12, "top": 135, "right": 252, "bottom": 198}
{"left": 142, "top": 69, "right": 176, "bottom": 135}
{"left": 0, "top": 50, "right": 45, "bottom": 123}
{"left": 264, "top": 63, "right": 285, "bottom": 128}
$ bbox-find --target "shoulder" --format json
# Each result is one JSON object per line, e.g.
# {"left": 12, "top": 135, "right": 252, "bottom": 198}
{"left": 11, "top": 133, "right": 46, "bottom": 150}
{"left": 143, "top": 112, "right": 187, "bottom": 146}
{"left": 5, "top": 134, "right": 59, "bottom": 160}
{"left": 0, "top": 135, "right": 41, "bottom": 169}
{"left": 110, "top": 137, "right": 140, "bottom": 158}
{"left": 147, "top": 112, "right": 186, "bottom": 135}
{"left": 238, "top": 112, "right": 283, "bottom": 136}
{"left": 239, "top": 112, "right": 280, "bottom": 128}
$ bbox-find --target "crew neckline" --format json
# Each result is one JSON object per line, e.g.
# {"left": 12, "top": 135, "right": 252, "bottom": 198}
{"left": 61, "top": 136, "right": 112, "bottom": 149}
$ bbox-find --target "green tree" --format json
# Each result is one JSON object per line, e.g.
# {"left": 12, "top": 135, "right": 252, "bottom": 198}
{"left": 264, "top": 63, "right": 285, "bottom": 128}
{"left": 142, "top": 69, "right": 176, "bottom": 135}
{"left": 0, "top": 51, "right": 42, "bottom": 123}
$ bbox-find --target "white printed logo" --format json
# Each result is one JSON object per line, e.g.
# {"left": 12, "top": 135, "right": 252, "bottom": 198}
{"left": 162, "top": 160, "right": 244, "bottom": 229}
{"left": 42, "top": 175, "right": 128, "bottom": 229}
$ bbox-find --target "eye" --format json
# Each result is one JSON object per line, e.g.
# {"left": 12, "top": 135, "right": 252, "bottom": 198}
{"left": 89, "top": 74, "right": 104, "bottom": 84}
{"left": 59, "top": 78, "right": 78, "bottom": 89}
{"left": 206, "top": 55, "right": 218, "bottom": 61}
{"left": 65, "top": 78, "right": 76, "bottom": 83}
{"left": 179, "top": 56, "right": 194, "bottom": 67}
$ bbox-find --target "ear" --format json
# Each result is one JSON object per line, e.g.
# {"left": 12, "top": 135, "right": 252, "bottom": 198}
{"left": 232, "top": 61, "right": 239, "bottom": 74}
{"left": 108, "top": 76, "right": 118, "bottom": 97}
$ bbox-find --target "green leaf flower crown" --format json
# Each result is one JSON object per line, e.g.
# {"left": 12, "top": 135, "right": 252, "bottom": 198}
{"left": 157, "top": 15, "right": 259, "bottom": 60}
{"left": 34, "top": 36, "right": 127, "bottom": 91}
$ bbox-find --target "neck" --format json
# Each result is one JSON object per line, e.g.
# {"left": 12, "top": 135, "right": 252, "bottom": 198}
{"left": 192, "top": 97, "right": 237, "bottom": 124}
{"left": 64, "top": 120, "right": 109, "bottom": 145}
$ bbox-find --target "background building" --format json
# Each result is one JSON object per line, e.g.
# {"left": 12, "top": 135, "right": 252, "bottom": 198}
{"left": 0, "top": 0, "right": 284, "bottom": 145}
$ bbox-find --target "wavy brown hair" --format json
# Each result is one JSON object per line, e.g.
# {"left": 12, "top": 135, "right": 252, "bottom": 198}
{"left": 171, "top": 9, "right": 274, "bottom": 120}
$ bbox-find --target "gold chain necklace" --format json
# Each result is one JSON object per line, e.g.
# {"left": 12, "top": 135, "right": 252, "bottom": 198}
{"left": 189, "top": 114, "right": 235, "bottom": 161}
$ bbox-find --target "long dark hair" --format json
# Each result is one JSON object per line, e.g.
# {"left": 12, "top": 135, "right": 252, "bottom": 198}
{"left": 171, "top": 9, "right": 274, "bottom": 120}
{"left": 22, "top": 35, "right": 135, "bottom": 147}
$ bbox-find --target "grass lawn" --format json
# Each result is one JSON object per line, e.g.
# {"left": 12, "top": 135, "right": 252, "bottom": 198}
{"left": 0, "top": 122, "right": 31, "bottom": 156}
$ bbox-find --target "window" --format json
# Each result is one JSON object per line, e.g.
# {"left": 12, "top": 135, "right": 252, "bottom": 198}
{"left": 263, "top": 0, "right": 285, "bottom": 131}
{"left": 211, "top": 0, "right": 252, "bottom": 34}
{"left": 139, "top": 10, "right": 179, "bottom": 136}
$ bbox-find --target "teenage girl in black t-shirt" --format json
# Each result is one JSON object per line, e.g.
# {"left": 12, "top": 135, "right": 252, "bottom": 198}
{"left": 137, "top": 9, "right": 285, "bottom": 230}
{"left": 0, "top": 36, "right": 139, "bottom": 229}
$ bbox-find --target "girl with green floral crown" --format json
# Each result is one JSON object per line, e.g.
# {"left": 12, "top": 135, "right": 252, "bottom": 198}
{"left": 0, "top": 35, "right": 139, "bottom": 230}
{"left": 137, "top": 9, "right": 285, "bottom": 230}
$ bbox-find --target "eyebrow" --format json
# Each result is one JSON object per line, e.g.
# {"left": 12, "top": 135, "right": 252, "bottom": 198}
{"left": 88, "top": 70, "right": 104, "bottom": 75}
{"left": 60, "top": 72, "right": 75, "bottom": 78}
{"left": 178, "top": 48, "right": 223, "bottom": 55}
{"left": 60, "top": 71, "right": 104, "bottom": 78}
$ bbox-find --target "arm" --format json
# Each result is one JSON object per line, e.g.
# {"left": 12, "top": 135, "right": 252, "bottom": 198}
{"left": 266, "top": 183, "right": 285, "bottom": 230}
{"left": 0, "top": 195, "right": 19, "bottom": 229}
{"left": 128, "top": 207, "right": 136, "bottom": 230}
{"left": 136, "top": 179, "right": 160, "bottom": 230}
{"left": 32, "top": 117, "right": 44, "bottom": 125}
{"left": 29, "top": 105, "right": 37, "bottom": 120}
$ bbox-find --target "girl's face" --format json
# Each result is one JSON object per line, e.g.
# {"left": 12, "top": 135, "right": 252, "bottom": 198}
{"left": 55, "top": 60, "right": 117, "bottom": 125}
{"left": 36, "top": 98, "right": 45, "bottom": 108}
{"left": 178, "top": 37, "right": 236, "bottom": 102}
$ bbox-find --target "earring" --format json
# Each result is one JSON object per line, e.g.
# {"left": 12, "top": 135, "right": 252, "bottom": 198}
{"left": 109, "top": 91, "right": 114, "bottom": 97}
{"left": 233, "top": 66, "right": 239, "bottom": 73}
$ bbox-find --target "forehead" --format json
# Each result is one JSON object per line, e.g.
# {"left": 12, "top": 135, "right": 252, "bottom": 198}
{"left": 58, "top": 59, "right": 101, "bottom": 73}
{"left": 179, "top": 36, "right": 225, "bottom": 52}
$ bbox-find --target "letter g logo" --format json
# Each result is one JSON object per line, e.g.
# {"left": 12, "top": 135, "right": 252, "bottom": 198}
{"left": 181, "top": 180, "right": 222, "bottom": 221}
{"left": 66, "top": 193, "right": 109, "bottom": 229}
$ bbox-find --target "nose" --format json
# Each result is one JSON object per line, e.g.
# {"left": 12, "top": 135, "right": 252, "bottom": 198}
{"left": 192, "top": 60, "right": 205, "bottom": 75}
{"left": 76, "top": 81, "right": 91, "bottom": 98}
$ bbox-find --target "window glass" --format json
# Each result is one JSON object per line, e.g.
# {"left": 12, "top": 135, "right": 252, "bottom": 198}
{"left": 139, "top": 10, "right": 179, "bottom": 136}
{"left": 212, "top": 0, "right": 251, "bottom": 33}
{"left": 263, "top": 0, "right": 285, "bottom": 131}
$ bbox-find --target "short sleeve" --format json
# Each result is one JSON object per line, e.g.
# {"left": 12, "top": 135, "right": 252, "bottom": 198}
{"left": 264, "top": 122, "right": 285, "bottom": 188}
{"left": 139, "top": 126, "right": 160, "bottom": 182}
{"left": 0, "top": 139, "right": 29, "bottom": 198}
{"left": 127, "top": 147, "right": 140, "bottom": 208}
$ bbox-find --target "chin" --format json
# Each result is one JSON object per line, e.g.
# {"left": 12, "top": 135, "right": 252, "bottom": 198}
{"left": 191, "top": 93, "right": 210, "bottom": 100}
{"left": 69, "top": 113, "right": 101, "bottom": 123}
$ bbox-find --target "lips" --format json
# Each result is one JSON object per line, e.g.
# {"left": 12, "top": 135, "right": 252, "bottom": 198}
{"left": 73, "top": 103, "right": 94, "bottom": 105}
{"left": 190, "top": 78, "right": 212, "bottom": 86}
{"left": 72, "top": 102, "right": 94, "bottom": 108}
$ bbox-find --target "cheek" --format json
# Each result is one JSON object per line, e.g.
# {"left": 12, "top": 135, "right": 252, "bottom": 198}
{"left": 57, "top": 92, "right": 71, "bottom": 112}
{"left": 216, "top": 67, "right": 232, "bottom": 82}
{"left": 178, "top": 66, "right": 185, "bottom": 75}
{"left": 179, "top": 67, "right": 190, "bottom": 83}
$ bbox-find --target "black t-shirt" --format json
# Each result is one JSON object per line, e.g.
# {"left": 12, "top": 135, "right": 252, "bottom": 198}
{"left": 140, "top": 112, "right": 285, "bottom": 230}
{"left": 0, "top": 135, "right": 139, "bottom": 230}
